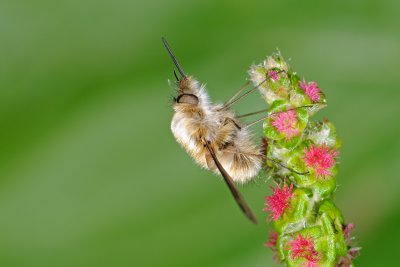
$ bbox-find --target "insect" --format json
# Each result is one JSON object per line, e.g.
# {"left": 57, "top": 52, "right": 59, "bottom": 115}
{"left": 162, "top": 37, "right": 279, "bottom": 224}
{"left": 162, "top": 37, "right": 318, "bottom": 225}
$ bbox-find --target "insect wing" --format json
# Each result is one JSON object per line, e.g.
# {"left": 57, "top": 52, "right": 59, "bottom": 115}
{"left": 204, "top": 141, "right": 258, "bottom": 224}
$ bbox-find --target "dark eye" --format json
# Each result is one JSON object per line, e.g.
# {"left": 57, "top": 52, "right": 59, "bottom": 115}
{"left": 176, "top": 94, "right": 199, "bottom": 105}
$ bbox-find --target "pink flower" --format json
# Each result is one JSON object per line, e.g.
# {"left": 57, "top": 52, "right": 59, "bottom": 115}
{"left": 264, "top": 231, "right": 278, "bottom": 248}
{"left": 336, "top": 247, "right": 361, "bottom": 267}
{"left": 343, "top": 223, "right": 355, "bottom": 240}
{"left": 271, "top": 109, "right": 299, "bottom": 139}
{"left": 265, "top": 231, "right": 279, "bottom": 261}
{"left": 299, "top": 80, "right": 321, "bottom": 102}
{"left": 288, "top": 234, "right": 319, "bottom": 267}
{"left": 303, "top": 145, "right": 338, "bottom": 177}
{"left": 263, "top": 181, "right": 294, "bottom": 221}
{"left": 348, "top": 247, "right": 361, "bottom": 260}
{"left": 268, "top": 70, "right": 279, "bottom": 81}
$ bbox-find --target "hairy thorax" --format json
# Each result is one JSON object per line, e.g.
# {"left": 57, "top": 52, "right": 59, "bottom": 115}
{"left": 171, "top": 77, "right": 262, "bottom": 183}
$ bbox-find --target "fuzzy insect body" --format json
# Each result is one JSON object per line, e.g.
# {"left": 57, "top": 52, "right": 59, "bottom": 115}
{"left": 171, "top": 77, "right": 263, "bottom": 184}
{"left": 162, "top": 37, "right": 260, "bottom": 223}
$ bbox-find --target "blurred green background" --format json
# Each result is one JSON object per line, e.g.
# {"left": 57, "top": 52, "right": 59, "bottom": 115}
{"left": 1, "top": 0, "right": 399, "bottom": 266}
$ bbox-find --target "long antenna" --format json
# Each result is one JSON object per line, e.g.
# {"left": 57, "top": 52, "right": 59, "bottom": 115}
{"left": 162, "top": 37, "right": 186, "bottom": 78}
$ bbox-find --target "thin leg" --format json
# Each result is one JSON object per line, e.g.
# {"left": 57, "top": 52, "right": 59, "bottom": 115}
{"left": 223, "top": 69, "right": 293, "bottom": 110}
{"left": 268, "top": 158, "right": 309, "bottom": 175}
{"left": 243, "top": 116, "right": 267, "bottom": 128}
{"left": 236, "top": 108, "right": 268, "bottom": 119}
{"left": 223, "top": 81, "right": 251, "bottom": 107}
{"left": 222, "top": 78, "right": 267, "bottom": 110}
{"left": 243, "top": 104, "right": 316, "bottom": 128}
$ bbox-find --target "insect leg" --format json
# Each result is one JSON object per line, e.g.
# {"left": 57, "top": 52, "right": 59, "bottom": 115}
{"left": 243, "top": 104, "right": 317, "bottom": 128}
{"left": 223, "top": 81, "right": 251, "bottom": 107}
{"left": 221, "top": 78, "right": 267, "bottom": 110}
{"left": 222, "top": 69, "right": 290, "bottom": 110}
{"left": 268, "top": 158, "right": 309, "bottom": 175}
{"left": 236, "top": 108, "right": 269, "bottom": 119}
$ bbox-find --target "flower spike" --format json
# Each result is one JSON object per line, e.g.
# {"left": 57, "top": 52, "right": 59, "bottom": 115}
{"left": 249, "top": 50, "right": 359, "bottom": 266}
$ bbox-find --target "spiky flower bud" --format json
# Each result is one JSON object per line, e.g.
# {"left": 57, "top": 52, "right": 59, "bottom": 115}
{"left": 298, "top": 80, "right": 321, "bottom": 103}
{"left": 303, "top": 144, "right": 338, "bottom": 177}
{"left": 288, "top": 234, "right": 319, "bottom": 267}
{"left": 249, "top": 51, "right": 359, "bottom": 266}
{"left": 264, "top": 181, "right": 294, "bottom": 221}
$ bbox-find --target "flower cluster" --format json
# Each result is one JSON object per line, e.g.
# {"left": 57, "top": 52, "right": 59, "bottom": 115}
{"left": 250, "top": 51, "right": 359, "bottom": 266}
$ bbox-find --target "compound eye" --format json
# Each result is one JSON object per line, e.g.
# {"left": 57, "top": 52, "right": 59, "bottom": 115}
{"left": 176, "top": 94, "right": 199, "bottom": 105}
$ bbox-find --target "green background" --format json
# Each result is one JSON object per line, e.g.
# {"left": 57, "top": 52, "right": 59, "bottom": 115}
{"left": 1, "top": 0, "right": 399, "bottom": 266}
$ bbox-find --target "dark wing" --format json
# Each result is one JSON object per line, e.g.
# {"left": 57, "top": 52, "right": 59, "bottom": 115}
{"left": 204, "top": 141, "right": 258, "bottom": 224}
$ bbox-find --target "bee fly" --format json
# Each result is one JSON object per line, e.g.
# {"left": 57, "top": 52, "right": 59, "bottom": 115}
{"left": 162, "top": 37, "right": 279, "bottom": 224}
